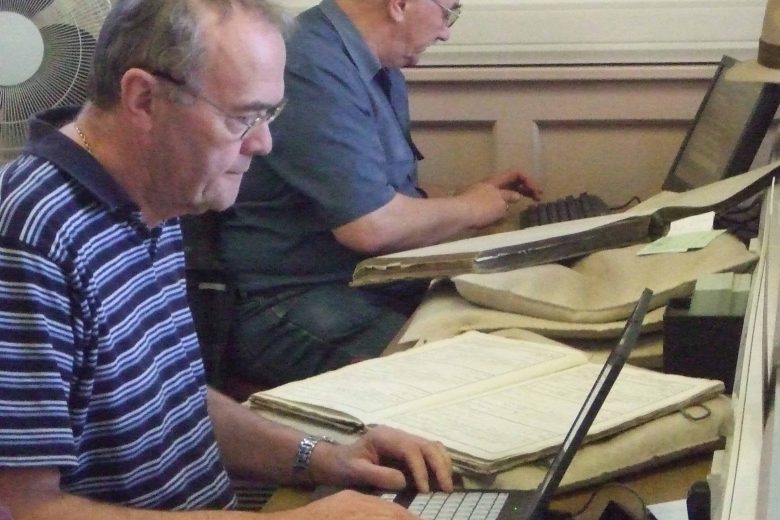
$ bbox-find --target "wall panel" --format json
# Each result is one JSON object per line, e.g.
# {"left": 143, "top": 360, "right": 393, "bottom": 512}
{"left": 405, "top": 64, "right": 777, "bottom": 219}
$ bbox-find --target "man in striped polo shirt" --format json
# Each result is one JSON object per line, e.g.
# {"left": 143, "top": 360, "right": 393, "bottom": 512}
{"left": 0, "top": 1, "right": 452, "bottom": 518}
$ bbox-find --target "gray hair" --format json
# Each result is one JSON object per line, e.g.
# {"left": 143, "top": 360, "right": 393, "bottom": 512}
{"left": 88, "top": 0, "right": 292, "bottom": 108}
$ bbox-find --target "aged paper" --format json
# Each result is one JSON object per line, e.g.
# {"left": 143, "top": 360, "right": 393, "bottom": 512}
{"left": 380, "top": 363, "right": 723, "bottom": 473}
{"left": 250, "top": 331, "right": 724, "bottom": 473}
{"left": 253, "top": 332, "right": 587, "bottom": 427}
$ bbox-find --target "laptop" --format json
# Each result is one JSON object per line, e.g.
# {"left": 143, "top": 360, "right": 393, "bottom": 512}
{"left": 520, "top": 55, "right": 780, "bottom": 228}
{"left": 662, "top": 55, "right": 780, "bottom": 193}
{"left": 378, "top": 288, "right": 654, "bottom": 520}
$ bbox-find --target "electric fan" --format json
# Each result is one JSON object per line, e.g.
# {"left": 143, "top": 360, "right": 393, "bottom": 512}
{"left": 0, "top": 0, "right": 111, "bottom": 163}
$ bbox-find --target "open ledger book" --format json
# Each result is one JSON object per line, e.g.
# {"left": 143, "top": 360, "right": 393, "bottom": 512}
{"left": 351, "top": 160, "right": 780, "bottom": 286}
{"left": 249, "top": 331, "right": 724, "bottom": 475}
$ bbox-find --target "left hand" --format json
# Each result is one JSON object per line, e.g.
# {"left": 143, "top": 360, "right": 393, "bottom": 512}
{"left": 308, "top": 425, "right": 454, "bottom": 493}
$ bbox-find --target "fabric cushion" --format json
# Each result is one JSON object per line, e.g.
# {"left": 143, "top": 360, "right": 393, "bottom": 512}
{"left": 453, "top": 233, "right": 757, "bottom": 323}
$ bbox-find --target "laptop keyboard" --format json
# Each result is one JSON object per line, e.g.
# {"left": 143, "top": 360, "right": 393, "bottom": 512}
{"left": 381, "top": 491, "right": 509, "bottom": 520}
{"left": 520, "top": 192, "right": 609, "bottom": 228}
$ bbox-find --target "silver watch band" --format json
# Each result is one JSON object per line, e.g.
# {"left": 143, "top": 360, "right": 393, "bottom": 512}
{"left": 293, "top": 434, "right": 335, "bottom": 473}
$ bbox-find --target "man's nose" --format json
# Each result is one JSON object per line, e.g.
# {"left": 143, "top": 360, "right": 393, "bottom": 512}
{"left": 241, "top": 122, "right": 273, "bottom": 156}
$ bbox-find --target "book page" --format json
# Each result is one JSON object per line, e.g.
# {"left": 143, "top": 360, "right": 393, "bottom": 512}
{"left": 250, "top": 332, "right": 588, "bottom": 426}
{"left": 379, "top": 363, "right": 724, "bottom": 473}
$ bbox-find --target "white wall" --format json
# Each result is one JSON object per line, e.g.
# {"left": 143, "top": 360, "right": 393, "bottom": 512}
{"left": 285, "top": 0, "right": 767, "bottom": 65}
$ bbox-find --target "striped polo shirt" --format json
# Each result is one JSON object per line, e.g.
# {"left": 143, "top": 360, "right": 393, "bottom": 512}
{"left": 0, "top": 107, "right": 236, "bottom": 510}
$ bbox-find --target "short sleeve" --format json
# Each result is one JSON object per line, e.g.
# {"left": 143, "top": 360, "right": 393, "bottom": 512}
{"left": 0, "top": 238, "right": 78, "bottom": 468}
{"left": 258, "top": 47, "right": 417, "bottom": 227}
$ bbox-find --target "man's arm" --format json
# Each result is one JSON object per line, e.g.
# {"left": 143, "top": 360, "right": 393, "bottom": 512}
{"left": 206, "top": 389, "right": 453, "bottom": 492}
{"left": 0, "top": 391, "right": 450, "bottom": 520}
{"left": 205, "top": 389, "right": 313, "bottom": 486}
{"left": 0, "top": 467, "right": 265, "bottom": 520}
{"left": 334, "top": 170, "right": 541, "bottom": 255}
{"left": 334, "top": 171, "right": 540, "bottom": 254}
{"left": 0, "top": 467, "right": 422, "bottom": 520}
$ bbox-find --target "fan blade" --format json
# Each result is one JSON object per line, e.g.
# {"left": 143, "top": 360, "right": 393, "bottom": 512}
{"left": 0, "top": 0, "right": 54, "bottom": 19}
{"left": 33, "top": 0, "right": 110, "bottom": 40}
{"left": 0, "top": 0, "right": 110, "bottom": 163}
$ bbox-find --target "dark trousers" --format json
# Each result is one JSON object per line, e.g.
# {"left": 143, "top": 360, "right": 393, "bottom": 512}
{"left": 229, "top": 281, "right": 427, "bottom": 387}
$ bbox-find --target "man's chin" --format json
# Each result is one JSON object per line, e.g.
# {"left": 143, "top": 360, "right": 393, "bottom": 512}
{"left": 190, "top": 193, "right": 239, "bottom": 215}
{"left": 209, "top": 197, "right": 238, "bottom": 213}
{"left": 404, "top": 55, "right": 421, "bottom": 67}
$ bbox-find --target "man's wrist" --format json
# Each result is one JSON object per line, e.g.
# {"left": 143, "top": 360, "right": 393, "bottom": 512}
{"left": 293, "top": 434, "right": 336, "bottom": 485}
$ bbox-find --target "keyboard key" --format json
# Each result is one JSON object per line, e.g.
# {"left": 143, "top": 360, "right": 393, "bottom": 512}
{"left": 395, "top": 491, "right": 510, "bottom": 520}
{"left": 520, "top": 192, "right": 609, "bottom": 228}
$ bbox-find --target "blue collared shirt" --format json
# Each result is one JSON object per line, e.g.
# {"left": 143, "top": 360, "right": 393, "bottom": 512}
{"left": 221, "top": 0, "right": 423, "bottom": 294}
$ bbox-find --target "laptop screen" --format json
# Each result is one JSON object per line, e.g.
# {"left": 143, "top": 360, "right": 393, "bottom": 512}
{"left": 662, "top": 55, "right": 780, "bottom": 193}
{"left": 520, "top": 288, "right": 653, "bottom": 519}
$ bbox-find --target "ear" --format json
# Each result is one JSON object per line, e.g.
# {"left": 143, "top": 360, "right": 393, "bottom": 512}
{"left": 387, "top": 0, "right": 408, "bottom": 23}
{"left": 118, "top": 68, "right": 158, "bottom": 131}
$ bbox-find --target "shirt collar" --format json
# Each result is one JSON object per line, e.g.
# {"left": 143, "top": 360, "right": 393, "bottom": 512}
{"left": 318, "top": 0, "right": 384, "bottom": 83}
{"left": 24, "top": 106, "right": 138, "bottom": 214}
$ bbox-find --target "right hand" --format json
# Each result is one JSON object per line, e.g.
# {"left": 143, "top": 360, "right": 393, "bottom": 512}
{"left": 308, "top": 425, "right": 452, "bottom": 494}
{"left": 295, "top": 489, "right": 420, "bottom": 519}
{"left": 484, "top": 170, "right": 542, "bottom": 201}
{"left": 455, "top": 182, "right": 517, "bottom": 228}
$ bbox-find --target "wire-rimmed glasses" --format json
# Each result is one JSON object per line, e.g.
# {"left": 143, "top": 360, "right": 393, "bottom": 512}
{"left": 147, "top": 69, "right": 286, "bottom": 140}
{"left": 425, "top": 0, "right": 461, "bottom": 27}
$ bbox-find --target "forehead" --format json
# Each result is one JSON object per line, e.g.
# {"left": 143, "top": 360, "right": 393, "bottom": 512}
{"left": 198, "top": 9, "right": 286, "bottom": 100}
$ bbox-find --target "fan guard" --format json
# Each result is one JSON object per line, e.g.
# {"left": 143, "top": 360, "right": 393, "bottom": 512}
{"left": 0, "top": 0, "right": 111, "bottom": 163}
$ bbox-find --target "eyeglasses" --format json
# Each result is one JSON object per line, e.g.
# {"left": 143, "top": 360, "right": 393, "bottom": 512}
{"left": 425, "top": 0, "right": 461, "bottom": 27}
{"left": 147, "top": 69, "right": 286, "bottom": 140}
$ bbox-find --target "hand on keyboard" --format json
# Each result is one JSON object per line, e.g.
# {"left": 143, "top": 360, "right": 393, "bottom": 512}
{"left": 485, "top": 170, "right": 542, "bottom": 202}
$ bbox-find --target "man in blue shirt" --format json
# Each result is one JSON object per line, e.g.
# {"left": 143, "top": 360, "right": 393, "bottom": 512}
{"left": 0, "top": 0, "right": 452, "bottom": 518}
{"left": 219, "top": 0, "right": 541, "bottom": 388}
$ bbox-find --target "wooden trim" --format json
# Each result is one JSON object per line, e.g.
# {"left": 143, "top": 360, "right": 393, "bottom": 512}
{"left": 284, "top": 0, "right": 766, "bottom": 65}
{"left": 402, "top": 64, "right": 718, "bottom": 82}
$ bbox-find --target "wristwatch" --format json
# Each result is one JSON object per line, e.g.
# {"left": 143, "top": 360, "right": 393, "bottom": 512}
{"left": 293, "top": 434, "right": 336, "bottom": 473}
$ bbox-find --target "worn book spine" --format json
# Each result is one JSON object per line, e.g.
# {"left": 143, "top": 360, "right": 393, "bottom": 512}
{"left": 350, "top": 161, "right": 780, "bottom": 287}
{"left": 351, "top": 216, "right": 652, "bottom": 286}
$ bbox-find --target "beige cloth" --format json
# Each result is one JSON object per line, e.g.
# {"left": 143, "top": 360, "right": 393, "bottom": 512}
{"left": 453, "top": 233, "right": 757, "bottom": 323}
{"left": 461, "top": 395, "right": 731, "bottom": 492}
{"left": 249, "top": 395, "right": 730, "bottom": 493}
{"left": 399, "top": 282, "right": 665, "bottom": 343}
